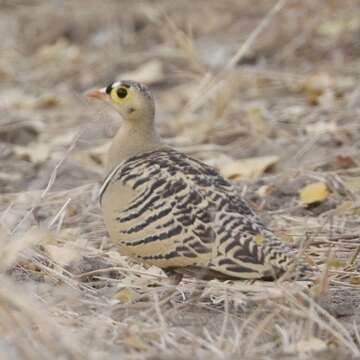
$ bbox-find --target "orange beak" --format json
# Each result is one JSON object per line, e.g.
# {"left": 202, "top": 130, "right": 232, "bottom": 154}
{"left": 85, "top": 88, "right": 107, "bottom": 101}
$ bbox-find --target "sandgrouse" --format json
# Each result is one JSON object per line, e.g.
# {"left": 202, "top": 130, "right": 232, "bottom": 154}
{"left": 87, "top": 80, "right": 303, "bottom": 284}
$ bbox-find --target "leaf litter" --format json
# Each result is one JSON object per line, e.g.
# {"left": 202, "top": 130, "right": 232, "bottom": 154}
{"left": 0, "top": 1, "right": 360, "bottom": 360}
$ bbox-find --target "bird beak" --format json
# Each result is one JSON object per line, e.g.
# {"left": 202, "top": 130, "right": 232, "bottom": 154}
{"left": 86, "top": 87, "right": 107, "bottom": 101}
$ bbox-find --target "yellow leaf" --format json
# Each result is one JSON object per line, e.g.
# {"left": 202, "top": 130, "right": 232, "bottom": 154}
{"left": 318, "top": 17, "right": 360, "bottom": 37}
{"left": 220, "top": 155, "right": 278, "bottom": 180}
{"left": 336, "top": 201, "right": 358, "bottom": 215}
{"left": 244, "top": 106, "right": 270, "bottom": 136}
{"left": 328, "top": 258, "right": 345, "bottom": 269}
{"left": 351, "top": 276, "right": 360, "bottom": 285}
{"left": 343, "top": 177, "right": 360, "bottom": 193}
{"left": 299, "top": 182, "right": 329, "bottom": 205}
{"left": 114, "top": 288, "right": 137, "bottom": 304}
{"left": 254, "top": 234, "right": 265, "bottom": 246}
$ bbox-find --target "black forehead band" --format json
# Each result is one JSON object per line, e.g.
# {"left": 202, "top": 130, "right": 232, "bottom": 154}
{"left": 105, "top": 83, "right": 114, "bottom": 94}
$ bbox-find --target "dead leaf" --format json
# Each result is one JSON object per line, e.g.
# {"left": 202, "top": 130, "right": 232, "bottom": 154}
{"left": 256, "top": 184, "right": 273, "bottom": 197}
{"left": 51, "top": 130, "right": 78, "bottom": 147}
{"left": 88, "top": 143, "right": 109, "bottom": 166}
{"left": 244, "top": 105, "right": 271, "bottom": 136}
{"left": 328, "top": 258, "right": 346, "bottom": 269}
{"left": 305, "top": 121, "right": 337, "bottom": 135}
{"left": 35, "top": 94, "right": 61, "bottom": 109}
{"left": 220, "top": 155, "right": 278, "bottom": 180}
{"left": 277, "top": 232, "right": 295, "bottom": 245}
{"left": 114, "top": 288, "right": 137, "bottom": 304}
{"left": 299, "top": 182, "right": 329, "bottom": 205}
{"left": 124, "top": 334, "right": 148, "bottom": 351}
{"left": 336, "top": 201, "right": 358, "bottom": 215}
{"left": 66, "top": 206, "right": 78, "bottom": 217}
{"left": 44, "top": 244, "right": 80, "bottom": 266}
{"left": 300, "top": 73, "right": 333, "bottom": 106}
{"left": 0, "top": 119, "right": 44, "bottom": 145}
{"left": 294, "top": 337, "right": 327, "bottom": 353}
{"left": 72, "top": 143, "right": 109, "bottom": 170}
{"left": 14, "top": 143, "right": 50, "bottom": 164}
{"left": 37, "top": 38, "right": 80, "bottom": 63}
{"left": 350, "top": 275, "right": 360, "bottom": 285}
{"left": 335, "top": 155, "right": 357, "bottom": 169}
{"left": 299, "top": 72, "right": 354, "bottom": 106}
{"left": 0, "top": 172, "right": 21, "bottom": 183}
{"left": 0, "top": 226, "right": 48, "bottom": 270}
{"left": 318, "top": 17, "right": 360, "bottom": 37}
{"left": 202, "top": 153, "right": 233, "bottom": 169}
{"left": 343, "top": 177, "right": 360, "bottom": 193}
{"left": 120, "top": 60, "right": 164, "bottom": 85}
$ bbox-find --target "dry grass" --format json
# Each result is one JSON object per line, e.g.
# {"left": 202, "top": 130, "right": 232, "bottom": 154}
{"left": 0, "top": 0, "right": 360, "bottom": 359}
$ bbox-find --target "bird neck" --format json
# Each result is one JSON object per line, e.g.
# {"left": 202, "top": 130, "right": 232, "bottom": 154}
{"left": 106, "top": 120, "right": 162, "bottom": 171}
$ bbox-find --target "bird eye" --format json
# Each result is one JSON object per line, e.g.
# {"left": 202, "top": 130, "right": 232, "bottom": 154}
{"left": 116, "top": 87, "right": 128, "bottom": 98}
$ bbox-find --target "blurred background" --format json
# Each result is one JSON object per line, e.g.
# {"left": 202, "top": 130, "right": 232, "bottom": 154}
{"left": 1, "top": 0, "right": 359, "bottom": 195}
{"left": 0, "top": 1, "right": 360, "bottom": 359}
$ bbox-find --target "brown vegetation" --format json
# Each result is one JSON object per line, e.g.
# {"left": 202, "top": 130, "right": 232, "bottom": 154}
{"left": 0, "top": 1, "right": 359, "bottom": 359}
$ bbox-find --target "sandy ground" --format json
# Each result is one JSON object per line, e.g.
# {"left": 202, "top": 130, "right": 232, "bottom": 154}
{"left": 0, "top": 0, "right": 360, "bottom": 359}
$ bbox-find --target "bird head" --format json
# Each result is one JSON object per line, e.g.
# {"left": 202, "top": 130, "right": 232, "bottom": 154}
{"left": 86, "top": 80, "right": 155, "bottom": 122}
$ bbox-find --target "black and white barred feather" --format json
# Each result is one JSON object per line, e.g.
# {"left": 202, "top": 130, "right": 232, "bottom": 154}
{"left": 100, "top": 148, "right": 304, "bottom": 280}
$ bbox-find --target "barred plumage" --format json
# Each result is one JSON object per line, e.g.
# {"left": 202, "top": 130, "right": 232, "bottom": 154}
{"left": 100, "top": 148, "right": 294, "bottom": 280}
{"left": 87, "top": 79, "right": 306, "bottom": 283}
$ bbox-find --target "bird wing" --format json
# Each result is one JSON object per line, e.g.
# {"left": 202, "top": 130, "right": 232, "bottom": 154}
{"left": 109, "top": 148, "right": 292, "bottom": 279}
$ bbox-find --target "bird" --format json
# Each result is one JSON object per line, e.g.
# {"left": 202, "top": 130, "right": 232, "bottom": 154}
{"left": 86, "top": 80, "right": 305, "bottom": 285}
